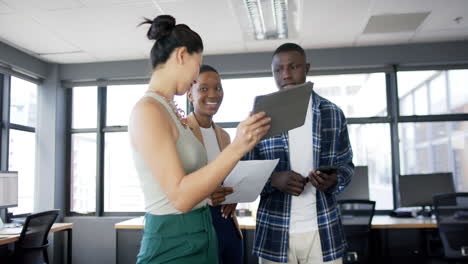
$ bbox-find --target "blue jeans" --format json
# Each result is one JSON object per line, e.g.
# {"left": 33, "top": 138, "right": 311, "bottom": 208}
{"left": 210, "top": 205, "right": 244, "bottom": 264}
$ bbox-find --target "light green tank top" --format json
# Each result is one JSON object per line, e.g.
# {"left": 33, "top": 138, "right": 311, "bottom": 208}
{"left": 131, "top": 92, "right": 208, "bottom": 215}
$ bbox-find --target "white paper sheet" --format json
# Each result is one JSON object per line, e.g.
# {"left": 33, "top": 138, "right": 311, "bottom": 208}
{"left": 221, "top": 159, "right": 279, "bottom": 204}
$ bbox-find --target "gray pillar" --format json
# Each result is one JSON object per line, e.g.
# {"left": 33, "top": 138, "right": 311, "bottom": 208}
{"left": 35, "top": 64, "right": 68, "bottom": 264}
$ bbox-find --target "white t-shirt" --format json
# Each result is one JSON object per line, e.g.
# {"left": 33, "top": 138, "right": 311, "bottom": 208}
{"left": 200, "top": 126, "right": 221, "bottom": 162}
{"left": 288, "top": 95, "right": 318, "bottom": 234}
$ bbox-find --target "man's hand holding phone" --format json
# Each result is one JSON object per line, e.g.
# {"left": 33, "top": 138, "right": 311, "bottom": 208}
{"left": 271, "top": 171, "right": 308, "bottom": 196}
{"left": 308, "top": 166, "right": 338, "bottom": 192}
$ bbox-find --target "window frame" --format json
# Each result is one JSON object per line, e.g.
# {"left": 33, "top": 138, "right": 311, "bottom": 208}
{"left": 66, "top": 64, "right": 468, "bottom": 217}
{"left": 216, "top": 70, "right": 395, "bottom": 213}
{"left": 0, "top": 73, "right": 39, "bottom": 217}
{"left": 394, "top": 66, "right": 468, "bottom": 208}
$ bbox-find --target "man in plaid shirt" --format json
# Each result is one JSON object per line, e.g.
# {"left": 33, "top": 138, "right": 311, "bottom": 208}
{"left": 243, "top": 43, "right": 354, "bottom": 264}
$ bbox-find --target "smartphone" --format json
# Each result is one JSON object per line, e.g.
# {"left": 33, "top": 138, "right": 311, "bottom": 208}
{"left": 317, "top": 166, "right": 337, "bottom": 174}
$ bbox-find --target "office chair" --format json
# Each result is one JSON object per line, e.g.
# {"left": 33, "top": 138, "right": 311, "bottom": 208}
{"left": 337, "top": 199, "right": 376, "bottom": 264}
{"left": 10, "top": 209, "right": 59, "bottom": 264}
{"left": 433, "top": 193, "right": 468, "bottom": 263}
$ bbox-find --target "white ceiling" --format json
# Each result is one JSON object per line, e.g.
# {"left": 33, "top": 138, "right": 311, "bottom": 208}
{"left": 0, "top": 0, "right": 467, "bottom": 64}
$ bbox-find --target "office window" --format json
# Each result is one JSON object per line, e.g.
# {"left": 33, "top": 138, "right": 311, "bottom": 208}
{"left": 398, "top": 70, "right": 468, "bottom": 115}
{"left": 307, "top": 73, "right": 387, "bottom": 117}
{"left": 70, "top": 133, "right": 97, "bottom": 213}
{"left": 8, "top": 130, "right": 36, "bottom": 215}
{"left": 107, "top": 85, "right": 146, "bottom": 126}
{"left": 399, "top": 121, "right": 468, "bottom": 192}
{"left": 224, "top": 127, "right": 237, "bottom": 142}
{"left": 213, "top": 77, "right": 277, "bottom": 123}
{"left": 212, "top": 77, "right": 275, "bottom": 215}
{"left": 106, "top": 84, "right": 187, "bottom": 126}
{"left": 348, "top": 124, "right": 393, "bottom": 209}
{"left": 220, "top": 74, "right": 390, "bottom": 213}
{"left": 66, "top": 69, "right": 466, "bottom": 215}
{"left": 70, "top": 87, "right": 98, "bottom": 214}
{"left": 72, "top": 87, "right": 97, "bottom": 129}
{"left": 69, "top": 84, "right": 189, "bottom": 215}
{"left": 104, "top": 132, "right": 144, "bottom": 212}
{"left": 212, "top": 74, "right": 276, "bottom": 207}
{"left": 235, "top": 124, "right": 395, "bottom": 212}
{"left": 7, "top": 77, "right": 37, "bottom": 215}
{"left": 104, "top": 85, "right": 186, "bottom": 212}
{"left": 10, "top": 77, "right": 37, "bottom": 127}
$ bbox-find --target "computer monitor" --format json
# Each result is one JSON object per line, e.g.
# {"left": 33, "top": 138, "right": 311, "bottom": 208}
{"left": 337, "top": 166, "right": 369, "bottom": 200}
{"left": 0, "top": 171, "right": 18, "bottom": 209}
{"left": 399, "top": 172, "right": 455, "bottom": 208}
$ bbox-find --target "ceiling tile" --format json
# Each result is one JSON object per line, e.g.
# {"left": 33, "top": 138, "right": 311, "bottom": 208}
{"left": 300, "top": 0, "right": 371, "bottom": 48}
{"left": 370, "top": 0, "right": 437, "bottom": 14}
{"left": 2, "top": 0, "right": 84, "bottom": 11}
{"left": 88, "top": 40, "right": 149, "bottom": 62}
{"left": 78, "top": 0, "right": 152, "bottom": 8}
{"left": 301, "top": 0, "right": 372, "bottom": 36}
{"left": 245, "top": 38, "right": 301, "bottom": 53}
{"left": 204, "top": 44, "right": 247, "bottom": 56}
{"left": 39, "top": 51, "right": 97, "bottom": 63}
{"left": 61, "top": 28, "right": 151, "bottom": 62}
{"left": 0, "top": 1, "right": 13, "bottom": 14}
{"left": 355, "top": 32, "right": 414, "bottom": 46}
{"left": 300, "top": 37, "right": 354, "bottom": 49}
{"left": 28, "top": 2, "right": 160, "bottom": 62}
{"left": 1, "top": 0, "right": 468, "bottom": 64}
{"left": 412, "top": 28, "right": 468, "bottom": 43}
{"left": 419, "top": 3, "right": 468, "bottom": 31}
{"left": 31, "top": 2, "right": 160, "bottom": 36}
{"left": 0, "top": 14, "right": 81, "bottom": 54}
{"left": 159, "top": 0, "right": 245, "bottom": 55}
{"left": 370, "top": 0, "right": 468, "bottom": 30}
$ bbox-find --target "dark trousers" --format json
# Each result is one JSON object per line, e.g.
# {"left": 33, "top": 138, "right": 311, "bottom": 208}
{"left": 210, "top": 205, "right": 244, "bottom": 264}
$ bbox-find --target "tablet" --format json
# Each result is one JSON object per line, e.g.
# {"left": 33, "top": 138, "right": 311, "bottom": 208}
{"left": 252, "top": 82, "right": 313, "bottom": 139}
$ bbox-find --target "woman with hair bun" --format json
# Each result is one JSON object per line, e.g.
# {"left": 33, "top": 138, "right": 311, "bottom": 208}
{"left": 130, "top": 15, "right": 270, "bottom": 263}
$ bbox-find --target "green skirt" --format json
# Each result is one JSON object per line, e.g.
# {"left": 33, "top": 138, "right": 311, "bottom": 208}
{"left": 136, "top": 206, "right": 218, "bottom": 264}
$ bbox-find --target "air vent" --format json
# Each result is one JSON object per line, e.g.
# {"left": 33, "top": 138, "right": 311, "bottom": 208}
{"left": 363, "top": 12, "right": 430, "bottom": 34}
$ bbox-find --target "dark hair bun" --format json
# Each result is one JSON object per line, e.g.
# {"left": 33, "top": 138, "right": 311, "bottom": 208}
{"left": 139, "top": 14, "right": 203, "bottom": 69}
{"left": 147, "top": 15, "right": 176, "bottom": 41}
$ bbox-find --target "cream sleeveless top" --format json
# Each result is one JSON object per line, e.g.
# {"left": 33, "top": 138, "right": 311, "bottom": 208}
{"left": 131, "top": 92, "right": 208, "bottom": 215}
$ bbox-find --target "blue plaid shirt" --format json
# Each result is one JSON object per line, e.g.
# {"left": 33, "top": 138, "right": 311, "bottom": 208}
{"left": 243, "top": 91, "right": 354, "bottom": 263}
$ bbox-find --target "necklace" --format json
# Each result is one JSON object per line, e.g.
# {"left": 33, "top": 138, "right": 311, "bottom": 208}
{"left": 146, "top": 90, "right": 187, "bottom": 128}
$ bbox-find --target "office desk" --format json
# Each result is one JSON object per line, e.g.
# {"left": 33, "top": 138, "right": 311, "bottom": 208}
{"left": 237, "top": 215, "right": 438, "bottom": 229}
{"left": 237, "top": 215, "right": 438, "bottom": 264}
{"left": 369, "top": 215, "right": 437, "bottom": 229}
{"left": 115, "top": 215, "right": 439, "bottom": 264}
{"left": 0, "top": 223, "right": 73, "bottom": 264}
{"left": 115, "top": 219, "right": 144, "bottom": 264}
{"left": 115, "top": 218, "right": 144, "bottom": 230}
{"left": 114, "top": 215, "right": 438, "bottom": 230}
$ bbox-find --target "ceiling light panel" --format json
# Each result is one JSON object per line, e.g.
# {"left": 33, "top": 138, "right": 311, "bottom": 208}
{"left": 244, "top": 0, "right": 289, "bottom": 40}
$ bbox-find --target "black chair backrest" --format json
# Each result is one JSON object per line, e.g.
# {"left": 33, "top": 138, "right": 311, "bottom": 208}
{"left": 17, "top": 210, "right": 59, "bottom": 249}
{"left": 433, "top": 193, "right": 468, "bottom": 259}
{"left": 338, "top": 199, "right": 376, "bottom": 230}
{"left": 338, "top": 199, "right": 376, "bottom": 264}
